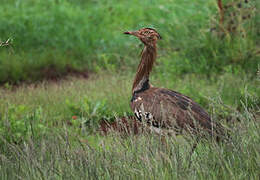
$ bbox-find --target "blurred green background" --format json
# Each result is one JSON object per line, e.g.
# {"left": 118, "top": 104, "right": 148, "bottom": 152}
{"left": 0, "top": 0, "right": 259, "bottom": 84}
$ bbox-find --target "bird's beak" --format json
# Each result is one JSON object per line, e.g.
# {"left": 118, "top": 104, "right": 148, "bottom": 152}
{"left": 123, "top": 31, "right": 139, "bottom": 37}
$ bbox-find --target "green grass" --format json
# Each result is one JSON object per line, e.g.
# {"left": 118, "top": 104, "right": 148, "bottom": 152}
{"left": 0, "top": 72, "right": 259, "bottom": 179}
{"left": 0, "top": 72, "right": 259, "bottom": 127}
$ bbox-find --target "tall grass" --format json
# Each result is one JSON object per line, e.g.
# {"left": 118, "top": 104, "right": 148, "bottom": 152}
{"left": 0, "top": 100, "right": 259, "bottom": 179}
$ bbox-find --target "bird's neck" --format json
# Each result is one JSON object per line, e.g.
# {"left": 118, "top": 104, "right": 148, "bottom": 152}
{"left": 132, "top": 45, "right": 157, "bottom": 94}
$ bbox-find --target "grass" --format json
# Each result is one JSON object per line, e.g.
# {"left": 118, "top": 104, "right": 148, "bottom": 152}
{"left": 0, "top": 72, "right": 259, "bottom": 125}
{"left": 0, "top": 121, "right": 259, "bottom": 179}
{"left": 0, "top": 72, "right": 259, "bottom": 179}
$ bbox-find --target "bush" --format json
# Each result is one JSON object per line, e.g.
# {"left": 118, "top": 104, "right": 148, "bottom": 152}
{"left": 0, "top": 104, "right": 47, "bottom": 143}
{"left": 66, "top": 97, "right": 113, "bottom": 133}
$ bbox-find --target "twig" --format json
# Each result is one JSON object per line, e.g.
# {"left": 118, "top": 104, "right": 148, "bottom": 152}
{"left": 0, "top": 38, "right": 12, "bottom": 47}
{"left": 217, "top": 0, "right": 224, "bottom": 26}
{"left": 216, "top": 0, "right": 228, "bottom": 35}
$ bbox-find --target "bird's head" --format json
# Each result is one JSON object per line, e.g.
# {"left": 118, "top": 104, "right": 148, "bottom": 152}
{"left": 124, "top": 28, "right": 162, "bottom": 47}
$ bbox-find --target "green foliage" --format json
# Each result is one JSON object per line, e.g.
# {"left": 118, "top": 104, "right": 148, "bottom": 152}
{"left": 0, "top": 0, "right": 259, "bottom": 83}
{"left": 0, "top": 104, "right": 47, "bottom": 143}
{"left": 66, "top": 97, "right": 113, "bottom": 131}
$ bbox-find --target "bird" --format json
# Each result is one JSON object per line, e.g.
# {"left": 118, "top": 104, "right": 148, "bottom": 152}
{"left": 124, "top": 27, "right": 223, "bottom": 140}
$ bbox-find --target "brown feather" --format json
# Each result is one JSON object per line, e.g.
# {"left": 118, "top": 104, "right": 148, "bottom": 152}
{"left": 131, "top": 88, "right": 212, "bottom": 132}
{"left": 132, "top": 46, "right": 156, "bottom": 93}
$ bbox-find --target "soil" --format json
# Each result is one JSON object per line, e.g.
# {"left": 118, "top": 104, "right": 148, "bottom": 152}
{"left": 0, "top": 65, "right": 90, "bottom": 89}
{"left": 40, "top": 65, "right": 89, "bottom": 81}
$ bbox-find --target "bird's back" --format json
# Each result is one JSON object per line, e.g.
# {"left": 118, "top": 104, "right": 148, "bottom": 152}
{"left": 131, "top": 87, "right": 216, "bottom": 135}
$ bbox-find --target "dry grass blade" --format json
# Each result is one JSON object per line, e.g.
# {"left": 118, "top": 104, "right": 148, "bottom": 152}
{"left": 257, "top": 66, "right": 260, "bottom": 81}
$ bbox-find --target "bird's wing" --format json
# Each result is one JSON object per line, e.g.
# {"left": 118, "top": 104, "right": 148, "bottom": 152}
{"left": 131, "top": 87, "right": 212, "bottom": 133}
